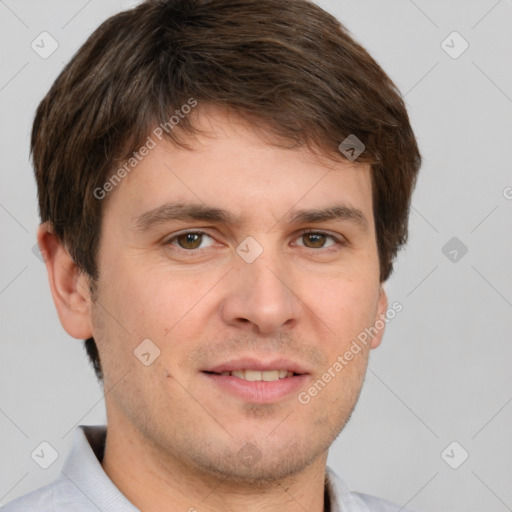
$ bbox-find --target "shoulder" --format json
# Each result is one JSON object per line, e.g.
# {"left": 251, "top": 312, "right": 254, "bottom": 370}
{"left": 352, "top": 491, "right": 417, "bottom": 512}
{"left": 1, "top": 483, "right": 55, "bottom": 512}
{"left": 326, "top": 466, "right": 418, "bottom": 512}
{"left": 0, "top": 475, "right": 95, "bottom": 512}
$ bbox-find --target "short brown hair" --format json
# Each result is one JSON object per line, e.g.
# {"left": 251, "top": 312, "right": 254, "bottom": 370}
{"left": 32, "top": 0, "right": 421, "bottom": 380}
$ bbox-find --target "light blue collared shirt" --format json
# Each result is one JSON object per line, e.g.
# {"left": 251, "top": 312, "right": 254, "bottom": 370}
{"left": 1, "top": 425, "right": 415, "bottom": 512}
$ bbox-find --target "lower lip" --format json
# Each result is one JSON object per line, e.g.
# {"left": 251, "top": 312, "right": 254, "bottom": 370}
{"left": 202, "top": 373, "right": 309, "bottom": 403}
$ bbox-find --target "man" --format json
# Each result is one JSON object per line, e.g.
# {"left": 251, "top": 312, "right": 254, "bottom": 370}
{"left": 2, "top": 0, "right": 421, "bottom": 510}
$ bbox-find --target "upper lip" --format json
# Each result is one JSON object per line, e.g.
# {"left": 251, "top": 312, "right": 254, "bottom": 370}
{"left": 203, "top": 356, "right": 311, "bottom": 375}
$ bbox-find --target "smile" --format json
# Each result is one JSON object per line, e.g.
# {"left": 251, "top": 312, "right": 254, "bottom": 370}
{"left": 205, "top": 369, "right": 297, "bottom": 381}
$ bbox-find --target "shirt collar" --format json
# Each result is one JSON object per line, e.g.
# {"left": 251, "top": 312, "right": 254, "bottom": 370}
{"left": 60, "top": 425, "right": 139, "bottom": 511}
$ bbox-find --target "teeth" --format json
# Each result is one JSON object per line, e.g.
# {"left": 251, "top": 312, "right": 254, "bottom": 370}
{"left": 262, "top": 370, "right": 280, "bottom": 381}
{"left": 245, "top": 370, "right": 262, "bottom": 381}
{"left": 220, "top": 370, "right": 295, "bottom": 381}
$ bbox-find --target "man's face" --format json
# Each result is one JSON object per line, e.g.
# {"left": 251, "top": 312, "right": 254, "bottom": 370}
{"left": 90, "top": 107, "right": 387, "bottom": 482}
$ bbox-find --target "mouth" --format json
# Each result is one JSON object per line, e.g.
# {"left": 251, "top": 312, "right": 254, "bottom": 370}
{"left": 201, "top": 357, "right": 310, "bottom": 403}
{"left": 203, "top": 369, "right": 299, "bottom": 381}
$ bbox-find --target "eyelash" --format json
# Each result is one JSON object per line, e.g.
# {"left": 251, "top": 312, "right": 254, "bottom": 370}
{"left": 163, "top": 229, "right": 346, "bottom": 253}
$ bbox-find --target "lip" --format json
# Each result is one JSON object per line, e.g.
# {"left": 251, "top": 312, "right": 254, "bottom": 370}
{"left": 202, "top": 372, "right": 309, "bottom": 403}
{"left": 201, "top": 356, "right": 311, "bottom": 404}
{"left": 204, "top": 357, "right": 311, "bottom": 375}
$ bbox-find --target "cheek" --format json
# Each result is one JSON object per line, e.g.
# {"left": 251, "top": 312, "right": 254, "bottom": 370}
{"left": 99, "top": 260, "right": 212, "bottom": 360}
{"left": 309, "top": 273, "right": 380, "bottom": 343}
{"left": 99, "top": 257, "right": 167, "bottom": 321}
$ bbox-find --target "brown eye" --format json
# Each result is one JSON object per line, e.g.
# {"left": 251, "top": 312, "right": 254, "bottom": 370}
{"left": 165, "top": 231, "right": 215, "bottom": 250}
{"left": 302, "top": 233, "right": 328, "bottom": 248}
{"left": 176, "top": 232, "right": 203, "bottom": 249}
{"left": 297, "top": 231, "right": 342, "bottom": 250}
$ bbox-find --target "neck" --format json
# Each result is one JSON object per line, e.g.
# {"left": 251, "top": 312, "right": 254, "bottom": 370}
{"left": 101, "top": 419, "right": 329, "bottom": 512}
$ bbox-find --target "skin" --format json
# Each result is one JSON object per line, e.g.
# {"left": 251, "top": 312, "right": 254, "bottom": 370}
{"left": 39, "top": 105, "right": 388, "bottom": 512}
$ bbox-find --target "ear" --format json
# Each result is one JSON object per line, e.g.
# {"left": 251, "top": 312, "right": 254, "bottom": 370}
{"left": 37, "top": 223, "right": 93, "bottom": 340}
{"left": 370, "top": 286, "right": 388, "bottom": 349}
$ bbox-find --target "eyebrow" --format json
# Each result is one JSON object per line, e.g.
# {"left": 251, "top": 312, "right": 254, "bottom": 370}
{"left": 133, "top": 202, "right": 368, "bottom": 232}
{"left": 289, "top": 205, "right": 368, "bottom": 230}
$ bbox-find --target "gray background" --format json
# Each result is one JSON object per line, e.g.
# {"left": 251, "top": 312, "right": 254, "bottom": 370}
{"left": 0, "top": 1, "right": 511, "bottom": 511}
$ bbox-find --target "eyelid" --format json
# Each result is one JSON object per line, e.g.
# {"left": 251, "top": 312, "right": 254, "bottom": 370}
{"left": 163, "top": 228, "right": 216, "bottom": 247}
{"left": 295, "top": 229, "right": 347, "bottom": 248}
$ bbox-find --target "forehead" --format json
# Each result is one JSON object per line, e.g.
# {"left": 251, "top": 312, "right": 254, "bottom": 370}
{"left": 105, "top": 106, "right": 374, "bottom": 227}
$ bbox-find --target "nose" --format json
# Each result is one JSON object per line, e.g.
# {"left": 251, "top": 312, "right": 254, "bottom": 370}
{"left": 220, "top": 245, "right": 302, "bottom": 336}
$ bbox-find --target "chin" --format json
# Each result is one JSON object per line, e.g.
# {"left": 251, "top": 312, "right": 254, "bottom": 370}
{"left": 185, "top": 436, "right": 327, "bottom": 486}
